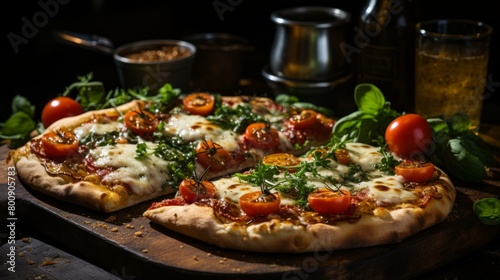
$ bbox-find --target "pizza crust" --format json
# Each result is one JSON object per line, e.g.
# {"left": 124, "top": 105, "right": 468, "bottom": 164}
{"left": 12, "top": 100, "right": 168, "bottom": 212}
{"left": 144, "top": 173, "right": 456, "bottom": 253}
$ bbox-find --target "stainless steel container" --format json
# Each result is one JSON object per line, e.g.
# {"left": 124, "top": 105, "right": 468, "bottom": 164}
{"left": 269, "top": 6, "right": 351, "bottom": 81}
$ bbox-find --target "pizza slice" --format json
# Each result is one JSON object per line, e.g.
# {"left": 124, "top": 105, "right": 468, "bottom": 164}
{"left": 11, "top": 93, "right": 335, "bottom": 212}
{"left": 143, "top": 141, "right": 456, "bottom": 253}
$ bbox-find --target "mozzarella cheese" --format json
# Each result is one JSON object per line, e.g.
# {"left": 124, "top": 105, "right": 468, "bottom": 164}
{"left": 213, "top": 143, "right": 416, "bottom": 206}
{"left": 163, "top": 114, "right": 241, "bottom": 152}
{"left": 73, "top": 121, "right": 122, "bottom": 140}
{"left": 88, "top": 143, "right": 172, "bottom": 196}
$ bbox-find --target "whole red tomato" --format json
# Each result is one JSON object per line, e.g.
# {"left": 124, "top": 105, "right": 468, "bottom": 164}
{"left": 385, "top": 114, "right": 432, "bottom": 159}
{"left": 41, "top": 96, "right": 84, "bottom": 128}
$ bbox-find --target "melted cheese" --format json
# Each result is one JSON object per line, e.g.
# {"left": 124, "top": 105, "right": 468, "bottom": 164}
{"left": 88, "top": 143, "right": 171, "bottom": 196}
{"left": 73, "top": 121, "right": 121, "bottom": 140}
{"left": 345, "top": 142, "right": 383, "bottom": 171}
{"left": 163, "top": 114, "right": 240, "bottom": 152}
{"left": 212, "top": 143, "right": 416, "bottom": 207}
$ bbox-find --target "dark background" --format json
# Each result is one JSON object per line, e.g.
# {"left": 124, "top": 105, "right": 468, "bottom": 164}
{"left": 4, "top": 0, "right": 499, "bottom": 124}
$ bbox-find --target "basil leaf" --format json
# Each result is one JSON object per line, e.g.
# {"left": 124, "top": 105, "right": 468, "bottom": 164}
{"left": 356, "top": 118, "right": 378, "bottom": 144}
{"left": 354, "top": 84, "right": 386, "bottom": 114}
{"left": 0, "top": 111, "right": 35, "bottom": 137}
{"left": 428, "top": 118, "right": 450, "bottom": 135}
{"left": 457, "top": 136, "right": 495, "bottom": 166}
{"left": 11, "top": 95, "right": 35, "bottom": 118}
{"left": 332, "top": 111, "right": 370, "bottom": 142}
{"left": 274, "top": 94, "right": 300, "bottom": 104}
{"left": 473, "top": 198, "right": 500, "bottom": 225}
{"left": 444, "top": 139, "right": 487, "bottom": 182}
{"left": 446, "top": 112, "right": 472, "bottom": 135}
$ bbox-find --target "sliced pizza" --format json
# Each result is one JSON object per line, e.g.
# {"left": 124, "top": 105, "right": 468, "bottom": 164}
{"left": 143, "top": 141, "right": 456, "bottom": 253}
{"left": 12, "top": 93, "right": 335, "bottom": 212}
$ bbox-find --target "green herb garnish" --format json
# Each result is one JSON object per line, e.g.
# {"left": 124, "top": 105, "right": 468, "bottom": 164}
{"left": 473, "top": 198, "right": 500, "bottom": 225}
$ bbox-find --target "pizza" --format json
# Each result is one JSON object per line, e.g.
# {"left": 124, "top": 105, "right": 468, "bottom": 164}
{"left": 143, "top": 141, "right": 456, "bottom": 253}
{"left": 11, "top": 92, "right": 335, "bottom": 213}
{"left": 10, "top": 88, "right": 457, "bottom": 254}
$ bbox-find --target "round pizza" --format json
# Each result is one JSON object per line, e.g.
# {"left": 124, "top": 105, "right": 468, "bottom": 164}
{"left": 10, "top": 86, "right": 457, "bottom": 254}
{"left": 11, "top": 93, "right": 335, "bottom": 212}
{"left": 143, "top": 141, "right": 456, "bottom": 253}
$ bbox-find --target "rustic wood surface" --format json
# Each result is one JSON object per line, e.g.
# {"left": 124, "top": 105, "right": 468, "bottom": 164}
{"left": 1, "top": 145, "right": 499, "bottom": 280}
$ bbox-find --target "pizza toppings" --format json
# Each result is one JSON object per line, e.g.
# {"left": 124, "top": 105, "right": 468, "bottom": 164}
{"left": 239, "top": 191, "right": 281, "bottom": 216}
{"left": 195, "top": 140, "right": 233, "bottom": 172}
{"left": 334, "top": 148, "right": 350, "bottom": 165}
{"left": 395, "top": 160, "right": 435, "bottom": 183}
{"left": 182, "top": 92, "right": 215, "bottom": 116}
{"left": 262, "top": 153, "right": 301, "bottom": 168}
{"left": 179, "top": 177, "right": 217, "bottom": 203}
{"left": 307, "top": 188, "right": 351, "bottom": 215}
{"left": 244, "top": 122, "right": 280, "bottom": 149}
{"left": 286, "top": 109, "right": 318, "bottom": 130}
{"left": 123, "top": 109, "right": 159, "bottom": 136}
{"left": 41, "top": 130, "right": 79, "bottom": 158}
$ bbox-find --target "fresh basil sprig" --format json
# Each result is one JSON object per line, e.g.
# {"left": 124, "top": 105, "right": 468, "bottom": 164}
{"left": 473, "top": 198, "right": 500, "bottom": 225}
{"left": 427, "top": 114, "right": 495, "bottom": 183}
{"left": 63, "top": 73, "right": 181, "bottom": 112}
{"left": 0, "top": 95, "right": 42, "bottom": 148}
{"left": 332, "top": 84, "right": 400, "bottom": 145}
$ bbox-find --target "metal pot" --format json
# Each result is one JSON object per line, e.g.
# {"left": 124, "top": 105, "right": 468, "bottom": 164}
{"left": 269, "top": 6, "right": 351, "bottom": 81}
{"left": 53, "top": 31, "right": 196, "bottom": 92}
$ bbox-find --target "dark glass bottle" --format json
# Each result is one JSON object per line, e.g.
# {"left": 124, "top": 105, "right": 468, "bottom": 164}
{"left": 356, "top": 0, "right": 420, "bottom": 112}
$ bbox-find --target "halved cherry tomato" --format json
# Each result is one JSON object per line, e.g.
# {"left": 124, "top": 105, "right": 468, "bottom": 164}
{"left": 308, "top": 189, "right": 351, "bottom": 215}
{"left": 41, "top": 130, "right": 79, "bottom": 158}
{"left": 395, "top": 160, "right": 435, "bottom": 183}
{"left": 41, "top": 96, "right": 84, "bottom": 128}
{"left": 239, "top": 191, "right": 281, "bottom": 216}
{"left": 262, "top": 153, "right": 301, "bottom": 167}
{"left": 195, "top": 140, "right": 233, "bottom": 172}
{"left": 179, "top": 178, "right": 216, "bottom": 203}
{"left": 123, "top": 109, "right": 158, "bottom": 135}
{"left": 385, "top": 114, "right": 432, "bottom": 159}
{"left": 312, "top": 113, "right": 335, "bottom": 140}
{"left": 287, "top": 110, "right": 318, "bottom": 130}
{"left": 334, "top": 148, "right": 350, "bottom": 165}
{"left": 244, "top": 122, "right": 279, "bottom": 149}
{"left": 183, "top": 92, "right": 215, "bottom": 116}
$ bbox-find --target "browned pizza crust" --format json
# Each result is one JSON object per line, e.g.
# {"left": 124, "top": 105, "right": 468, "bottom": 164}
{"left": 144, "top": 173, "right": 455, "bottom": 253}
{"left": 11, "top": 100, "right": 171, "bottom": 212}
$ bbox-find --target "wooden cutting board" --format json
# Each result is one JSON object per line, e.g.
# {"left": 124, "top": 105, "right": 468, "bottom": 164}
{"left": 1, "top": 145, "right": 499, "bottom": 280}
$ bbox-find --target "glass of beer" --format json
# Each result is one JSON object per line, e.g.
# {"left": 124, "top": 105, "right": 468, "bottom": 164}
{"left": 414, "top": 19, "right": 492, "bottom": 132}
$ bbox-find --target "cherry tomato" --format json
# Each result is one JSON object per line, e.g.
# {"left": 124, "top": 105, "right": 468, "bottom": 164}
{"left": 41, "top": 96, "right": 84, "bottom": 128}
{"left": 239, "top": 191, "right": 281, "bottom": 216}
{"left": 287, "top": 110, "right": 318, "bottom": 130}
{"left": 334, "top": 148, "right": 350, "bottom": 165}
{"left": 385, "top": 114, "right": 432, "bottom": 159}
{"left": 308, "top": 189, "right": 351, "bottom": 215}
{"left": 262, "top": 153, "right": 301, "bottom": 167}
{"left": 312, "top": 113, "right": 335, "bottom": 140}
{"left": 195, "top": 140, "right": 233, "bottom": 172}
{"left": 244, "top": 122, "right": 279, "bottom": 149}
{"left": 179, "top": 178, "right": 216, "bottom": 203}
{"left": 395, "top": 160, "right": 435, "bottom": 183}
{"left": 41, "top": 130, "right": 79, "bottom": 158}
{"left": 123, "top": 109, "right": 158, "bottom": 135}
{"left": 183, "top": 92, "right": 215, "bottom": 116}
